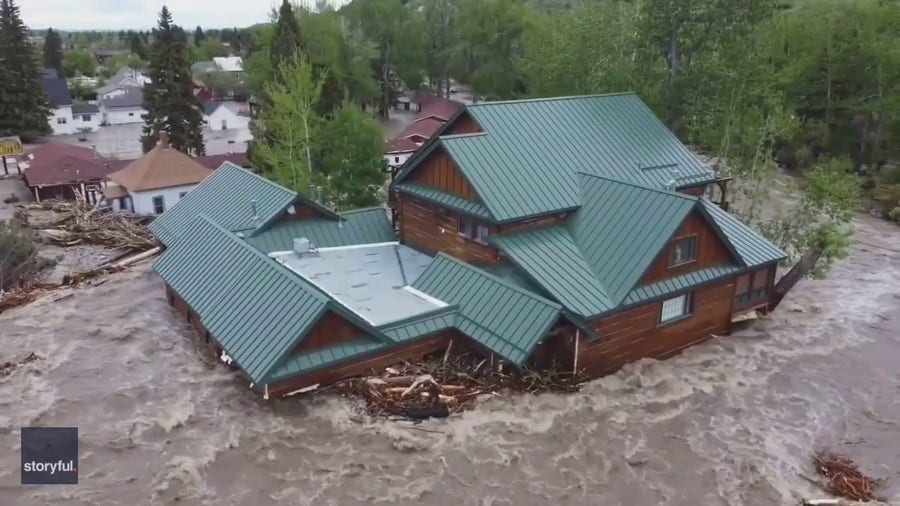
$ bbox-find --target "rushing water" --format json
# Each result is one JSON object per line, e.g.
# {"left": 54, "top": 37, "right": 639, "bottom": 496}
{"left": 0, "top": 216, "right": 898, "bottom": 506}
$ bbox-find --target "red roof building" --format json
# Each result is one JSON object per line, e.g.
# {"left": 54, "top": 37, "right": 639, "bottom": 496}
{"left": 385, "top": 97, "right": 463, "bottom": 169}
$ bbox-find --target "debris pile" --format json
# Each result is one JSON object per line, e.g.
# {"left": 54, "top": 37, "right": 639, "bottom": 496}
{"left": 16, "top": 200, "right": 156, "bottom": 251}
{"left": 337, "top": 352, "right": 580, "bottom": 419}
{"left": 0, "top": 352, "right": 43, "bottom": 377}
{"left": 811, "top": 450, "right": 884, "bottom": 502}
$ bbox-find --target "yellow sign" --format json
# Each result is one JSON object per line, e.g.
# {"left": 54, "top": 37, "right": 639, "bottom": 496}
{"left": 0, "top": 136, "right": 23, "bottom": 157}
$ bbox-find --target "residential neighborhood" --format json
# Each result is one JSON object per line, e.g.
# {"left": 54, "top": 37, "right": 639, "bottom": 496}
{"left": 0, "top": 0, "right": 898, "bottom": 505}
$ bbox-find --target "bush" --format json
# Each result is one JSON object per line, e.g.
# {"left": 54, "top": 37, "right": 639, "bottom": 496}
{"left": 0, "top": 221, "right": 45, "bottom": 291}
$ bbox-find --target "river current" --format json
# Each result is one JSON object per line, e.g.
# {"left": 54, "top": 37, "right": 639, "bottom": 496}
{"left": 0, "top": 215, "right": 898, "bottom": 505}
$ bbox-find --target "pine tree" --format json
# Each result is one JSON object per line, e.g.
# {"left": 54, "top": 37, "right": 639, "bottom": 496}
{"left": 141, "top": 7, "right": 205, "bottom": 155}
{"left": 0, "top": 0, "right": 50, "bottom": 138}
{"left": 129, "top": 32, "right": 145, "bottom": 59}
{"left": 193, "top": 26, "right": 204, "bottom": 47}
{"left": 43, "top": 27, "right": 63, "bottom": 73}
{"left": 270, "top": 0, "right": 303, "bottom": 69}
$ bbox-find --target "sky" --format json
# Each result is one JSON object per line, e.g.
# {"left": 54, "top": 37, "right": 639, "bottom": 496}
{"left": 21, "top": 0, "right": 347, "bottom": 31}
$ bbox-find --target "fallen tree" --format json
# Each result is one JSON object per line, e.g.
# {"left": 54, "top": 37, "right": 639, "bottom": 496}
{"left": 16, "top": 200, "right": 156, "bottom": 252}
{"left": 809, "top": 450, "right": 885, "bottom": 502}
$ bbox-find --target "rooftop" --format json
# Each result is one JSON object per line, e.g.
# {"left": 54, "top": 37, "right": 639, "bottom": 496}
{"left": 272, "top": 243, "right": 444, "bottom": 327}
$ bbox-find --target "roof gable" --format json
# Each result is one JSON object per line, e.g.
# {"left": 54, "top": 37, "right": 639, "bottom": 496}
{"left": 699, "top": 199, "right": 787, "bottom": 267}
{"left": 569, "top": 173, "right": 697, "bottom": 305}
{"left": 412, "top": 253, "right": 561, "bottom": 365}
{"left": 108, "top": 141, "right": 212, "bottom": 192}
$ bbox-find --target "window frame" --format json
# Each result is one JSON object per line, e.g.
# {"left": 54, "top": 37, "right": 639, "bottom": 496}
{"left": 457, "top": 216, "right": 490, "bottom": 244}
{"left": 56, "top": 117, "right": 67, "bottom": 124}
{"left": 659, "top": 292, "right": 694, "bottom": 325}
{"left": 152, "top": 195, "right": 165, "bottom": 215}
{"left": 668, "top": 235, "right": 698, "bottom": 268}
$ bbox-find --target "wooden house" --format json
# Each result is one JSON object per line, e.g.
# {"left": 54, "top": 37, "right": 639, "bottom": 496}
{"left": 152, "top": 93, "right": 787, "bottom": 399}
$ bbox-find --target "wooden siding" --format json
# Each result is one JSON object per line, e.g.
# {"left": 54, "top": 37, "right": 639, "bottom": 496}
{"left": 277, "top": 202, "right": 329, "bottom": 222}
{"left": 399, "top": 196, "right": 500, "bottom": 264}
{"left": 292, "top": 311, "right": 367, "bottom": 355}
{"left": 409, "top": 148, "right": 478, "bottom": 200}
{"left": 445, "top": 112, "right": 481, "bottom": 135}
{"left": 641, "top": 210, "right": 735, "bottom": 284}
{"left": 497, "top": 213, "right": 569, "bottom": 235}
{"left": 575, "top": 278, "right": 735, "bottom": 377}
{"left": 678, "top": 186, "right": 706, "bottom": 197}
{"left": 268, "top": 330, "right": 466, "bottom": 397}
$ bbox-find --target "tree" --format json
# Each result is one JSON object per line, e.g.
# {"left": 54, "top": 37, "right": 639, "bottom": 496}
{"left": 141, "top": 7, "right": 206, "bottom": 155}
{"left": 270, "top": 0, "right": 303, "bottom": 69}
{"left": 317, "top": 100, "right": 385, "bottom": 209}
{"left": 193, "top": 38, "right": 228, "bottom": 62}
{"left": 103, "top": 52, "right": 145, "bottom": 77}
{"left": 423, "top": 0, "right": 457, "bottom": 96}
{"left": 251, "top": 54, "right": 323, "bottom": 192}
{"left": 62, "top": 50, "right": 97, "bottom": 77}
{"left": 129, "top": 32, "right": 146, "bottom": 59}
{"left": 0, "top": 0, "right": 51, "bottom": 138}
{"left": 43, "top": 27, "right": 63, "bottom": 73}
{"left": 194, "top": 25, "right": 205, "bottom": 47}
{"left": 200, "top": 71, "right": 239, "bottom": 100}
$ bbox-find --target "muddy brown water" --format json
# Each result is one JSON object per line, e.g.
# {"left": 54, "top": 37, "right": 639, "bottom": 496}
{"left": 0, "top": 216, "right": 898, "bottom": 506}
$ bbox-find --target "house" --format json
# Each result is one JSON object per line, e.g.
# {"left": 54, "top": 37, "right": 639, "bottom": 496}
{"left": 103, "top": 132, "right": 212, "bottom": 214}
{"left": 212, "top": 56, "right": 243, "bottom": 76}
{"left": 43, "top": 71, "right": 75, "bottom": 135}
{"left": 191, "top": 61, "right": 218, "bottom": 76}
{"left": 71, "top": 104, "right": 101, "bottom": 133}
{"left": 97, "top": 67, "right": 149, "bottom": 99}
{"left": 99, "top": 87, "right": 146, "bottom": 125}
{"left": 150, "top": 93, "right": 787, "bottom": 399}
{"left": 384, "top": 96, "right": 463, "bottom": 171}
{"left": 202, "top": 101, "right": 251, "bottom": 131}
{"left": 20, "top": 143, "right": 118, "bottom": 205}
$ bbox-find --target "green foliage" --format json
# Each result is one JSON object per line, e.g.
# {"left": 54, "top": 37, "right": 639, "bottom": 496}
{"left": 62, "top": 50, "right": 97, "bottom": 77}
{"left": 270, "top": 0, "right": 303, "bottom": 69}
{"left": 43, "top": 27, "right": 63, "bottom": 72}
{"left": 129, "top": 33, "right": 146, "bottom": 59}
{"left": 0, "top": 220, "right": 44, "bottom": 291}
{"left": 0, "top": 0, "right": 51, "bottom": 138}
{"left": 251, "top": 54, "right": 323, "bottom": 192}
{"left": 193, "top": 26, "right": 205, "bottom": 47}
{"left": 192, "top": 38, "right": 228, "bottom": 62}
{"left": 141, "top": 6, "right": 206, "bottom": 156}
{"left": 317, "top": 101, "right": 385, "bottom": 209}
{"left": 201, "top": 71, "right": 240, "bottom": 100}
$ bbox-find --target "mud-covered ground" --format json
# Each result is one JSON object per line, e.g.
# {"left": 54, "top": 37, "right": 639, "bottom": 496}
{"left": 0, "top": 215, "right": 898, "bottom": 506}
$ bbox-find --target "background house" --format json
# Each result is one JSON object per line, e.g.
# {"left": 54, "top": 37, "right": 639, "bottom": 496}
{"left": 43, "top": 70, "right": 75, "bottom": 136}
{"left": 103, "top": 132, "right": 212, "bottom": 214}
{"left": 71, "top": 104, "right": 101, "bottom": 133}
{"left": 99, "top": 87, "right": 146, "bottom": 125}
{"left": 97, "top": 67, "right": 149, "bottom": 100}
{"left": 212, "top": 56, "right": 243, "bottom": 77}
{"left": 203, "top": 101, "right": 251, "bottom": 131}
{"left": 384, "top": 95, "right": 463, "bottom": 171}
{"left": 20, "top": 143, "right": 116, "bottom": 204}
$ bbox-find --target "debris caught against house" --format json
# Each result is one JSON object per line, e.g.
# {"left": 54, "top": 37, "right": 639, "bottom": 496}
{"left": 152, "top": 93, "right": 790, "bottom": 401}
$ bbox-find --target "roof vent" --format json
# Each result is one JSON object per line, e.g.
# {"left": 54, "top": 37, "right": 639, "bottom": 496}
{"left": 250, "top": 199, "right": 259, "bottom": 226}
{"left": 293, "top": 237, "right": 316, "bottom": 256}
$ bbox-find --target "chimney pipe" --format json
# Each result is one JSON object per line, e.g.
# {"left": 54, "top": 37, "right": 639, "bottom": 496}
{"left": 91, "top": 144, "right": 98, "bottom": 160}
{"left": 250, "top": 199, "right": 259, "bottom": 226}
{"left": 157, "top": 131, "right": 170, "bottom": 148}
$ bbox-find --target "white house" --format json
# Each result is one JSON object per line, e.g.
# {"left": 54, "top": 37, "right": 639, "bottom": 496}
{"left": 43, "top": 71, "right": 76, "bottom": 135}
{"left": 103, "top": 132, "right": 212, "bottom": 215}
{"left": 203, "top": 101, "right": 251, "bottom": 131}
{"left": 97, "top": 67, "right": 150, "bottom": 99}
{"left": 99, "top": 87, "right": 147, "bottom": 125}
{"left": 71, "top": 104, "right": 101, "bottom": 133}
{"left": 212, "top": 56, "right": 243, "bottom": 76}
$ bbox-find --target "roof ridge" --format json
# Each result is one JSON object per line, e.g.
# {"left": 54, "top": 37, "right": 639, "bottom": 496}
{"left": 467, "top": 92, "right": 636, "bottom": 107}
{"left": 439, "top": 131, "right": 488, "bottom": 141}
{"left": 218, "top": 161, "right": 297, "bottom": 198}
{"left": 576, "top": 171, "right": 699, "bottom": 202}
{"left": 339, "top": 206, "right": 386, "bottom": 216}
{"left": 431, "top": 252, "right": 562, "bottom": 310}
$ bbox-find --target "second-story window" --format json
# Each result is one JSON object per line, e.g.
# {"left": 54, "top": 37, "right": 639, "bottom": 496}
{"left": 458, "top": 217, "right": 490, "bottom": 245}
{"left": 669, "top": 236, "right": 697, "bottom": 267}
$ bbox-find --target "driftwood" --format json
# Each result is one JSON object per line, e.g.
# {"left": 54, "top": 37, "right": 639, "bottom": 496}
{"left": 810, "top": 450, "right": 885, "bottom": 502}
{"left": 17, "top": 199, "right": 156, "bottom": 252}
{"left": 336, "top": 351, "right": 580, "bottom": 419}
{"left": 0, "top": 352, "right": 43, "bottom": 376}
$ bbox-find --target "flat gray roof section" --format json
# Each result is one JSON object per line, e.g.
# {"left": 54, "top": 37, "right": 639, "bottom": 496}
{"left": 271, "top": 243, "right": 446, "bottom": 326}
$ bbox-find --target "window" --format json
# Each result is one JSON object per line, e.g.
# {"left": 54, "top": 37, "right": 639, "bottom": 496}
{"left": 179, "top": 191, "right": 188, "bottom": 199}
{"left": 394, "top": 157, "right": 400, "bottom": 163}
{"left": 56, "top": 117, "right": 67, "bottom": 124}
{"left": 128, "top": 112, "right": 135, "bottom": 117}
{"left": 82, "top": 114, "right": 92, "bottom": 121}
{"left": 734, "top": 270, "right": 770, "bottom": 307}
{"left": 458, "top": 217, "right": 490, "bottom": 244}
{"left": 669, "top": 236, "right": 697, "bottom": 267}
{"left": 152, "top": 195, "right": 165, "bottom": 214}
{"left": 660, "top": 293, "right": 693, "bottom": 323}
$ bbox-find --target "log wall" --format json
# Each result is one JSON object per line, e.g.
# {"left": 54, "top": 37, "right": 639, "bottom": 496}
{"left": 641, "top": 211, "right": 735, "bottom": 284}
{"left": 409, "top": 148, "right": 478, "bottom": 200}
{"left": 292, "top": 311, "right": 367, "bottom": 355}
{"left": 399, "top": 196, "right": 500, "bottom": 264}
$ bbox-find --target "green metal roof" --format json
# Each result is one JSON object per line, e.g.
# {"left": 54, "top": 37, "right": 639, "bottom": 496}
{"left": 491, "top": 226, "right": 613, "bottom": 317}
{"left": 394, "top": 182, "right": 495, "bottom": 221}
{"left": 412, "top": 253, "right": 562, "bottom": 365}
{"left": 700, "top": 199, "right": 787, "bottom": 267}
{"left": 398, "top": 94, "right": 716, "bottom": 222}
{"left": 149, "top": 162, "right": 337, "bottom": 246}
{"left": 153, "top": 215, "right": 332, "bottom": 384}
{"left": 246, "top": 207, "right": 396, "bottom": 254}
{"left": 266, "top": 338, "right": 385, "bottom": 383}
{"left": 380, "top": 310, "right": 458, "bottom": 342}
{"left": 569, "top": 173, "right": 697, "bottom": 306}
{"left": 623, "top": 264, "right": 742, "bottom": 306}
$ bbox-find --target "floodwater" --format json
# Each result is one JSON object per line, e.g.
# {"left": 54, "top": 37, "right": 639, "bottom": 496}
{"left": 0, "top": 216, "right": 898, "bottom": 505}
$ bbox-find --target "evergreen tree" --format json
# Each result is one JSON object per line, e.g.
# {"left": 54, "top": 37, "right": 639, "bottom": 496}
{"left": 129, "top": 32, "right": 145, "bottom": 59}
{"left": 43, "top": 27, "right": 63, "bottom": 73}
{"left": 0, "top": 0, "right": 50, "bottom": 138}
{"left": 141, "top": 7, "right": 205, "bottom": 155}
{"left": 193, "top": 25, "right": 204, "bottom": 47}
{"left": 270, "top": 0, "right": 303, "bottom": 69}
